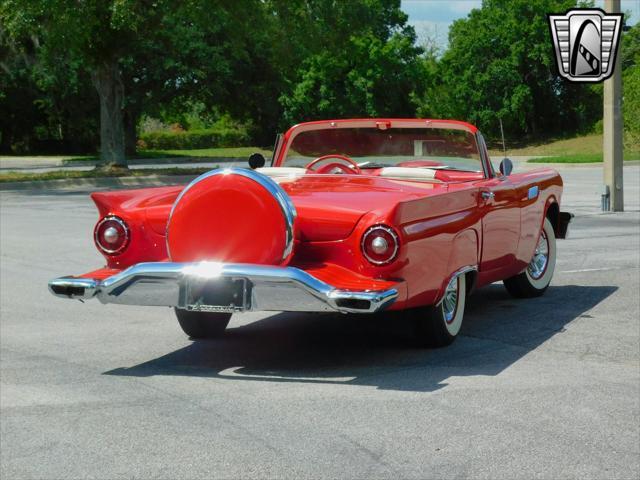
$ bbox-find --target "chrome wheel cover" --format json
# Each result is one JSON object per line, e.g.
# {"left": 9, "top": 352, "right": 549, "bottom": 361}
{"left": 527, "top": 230, "right": 549, "bottom": 280}
{"left": 442, "top": 277, "right": 459, "bottom": 323}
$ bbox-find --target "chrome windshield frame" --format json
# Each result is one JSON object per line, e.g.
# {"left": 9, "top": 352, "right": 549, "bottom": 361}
{"left": 275, "top": 119, "right": 487, "bottom": 178}
{"left": 270, "top": 133, "right": 283, "bottom": 167}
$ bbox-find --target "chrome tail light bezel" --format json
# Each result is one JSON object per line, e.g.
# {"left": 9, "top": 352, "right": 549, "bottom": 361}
{"left": 361, "top": 224, "right": 400, "bottom": 265}
{"left": 94, "top": 215, "right": 130, "bottom": 255}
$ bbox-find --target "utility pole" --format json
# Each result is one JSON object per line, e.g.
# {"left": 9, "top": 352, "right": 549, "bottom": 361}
{"left": 603, "top": 0, "right": 624, "bottom": 211}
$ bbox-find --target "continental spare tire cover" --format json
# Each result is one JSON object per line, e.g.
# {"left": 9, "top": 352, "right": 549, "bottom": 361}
{"left": 167, "top": 168, "right": 296, "bottom": 264}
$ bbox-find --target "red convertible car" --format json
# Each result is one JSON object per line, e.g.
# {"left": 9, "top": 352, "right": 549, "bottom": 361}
{"left": 49, "top": 119, "right": 572, "bottom": 347}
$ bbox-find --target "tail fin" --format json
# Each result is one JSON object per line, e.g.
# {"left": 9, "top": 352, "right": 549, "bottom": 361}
{"left": 90, "top": 191, "right": 138, "bottom": 217}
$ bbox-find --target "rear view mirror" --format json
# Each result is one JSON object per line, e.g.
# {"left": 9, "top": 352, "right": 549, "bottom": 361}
{"left": 499, "top": 158, "right": 513, "bottom": 176}
{"left": 248, "top": 153, "right": 266, "bottom": 170}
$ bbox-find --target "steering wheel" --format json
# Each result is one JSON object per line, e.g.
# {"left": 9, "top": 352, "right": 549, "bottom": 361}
{"left": 305, "top": 154, "right": 361, "bottom": 174}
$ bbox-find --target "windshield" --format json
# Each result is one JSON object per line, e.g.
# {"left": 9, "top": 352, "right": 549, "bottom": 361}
{"left": 283, "top": 127, "right": 482, "bottom": 172}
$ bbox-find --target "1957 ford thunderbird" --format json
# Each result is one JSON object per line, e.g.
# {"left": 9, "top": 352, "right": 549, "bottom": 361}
{"left": 49, "top": 119, "right": 573, "bottom": 347}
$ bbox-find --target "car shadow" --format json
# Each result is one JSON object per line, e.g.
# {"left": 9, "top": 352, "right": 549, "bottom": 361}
{"left": 104, "top": 284, "right": 616, "bottom": 392}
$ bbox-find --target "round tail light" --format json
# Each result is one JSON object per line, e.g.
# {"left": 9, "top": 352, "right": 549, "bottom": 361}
{"left": 94, "top": 216, "right": 129, "bottom": 255}
{"left": 361, "top": 225, "right": 399, "bottom": 265}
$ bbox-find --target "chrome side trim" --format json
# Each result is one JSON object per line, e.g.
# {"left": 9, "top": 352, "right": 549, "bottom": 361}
{"left": 48, "top": 262, "right": 398, "bottom": 314}
{"left": 435, "top": 265, "right": 478, "bottom": 306}
{"left": 166, "top": 167, "right": 297, "bottom": 264}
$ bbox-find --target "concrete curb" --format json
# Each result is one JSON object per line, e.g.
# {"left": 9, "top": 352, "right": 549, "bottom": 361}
{"left": 61, "top": 156, "right": 245, "bottom": 167}
{"left": 0, "top": 174, "right": 199, "bottom": 192}
{"left": 2, "top": 161, "right": 638, "bottom": 192}
{"left": 0, "top": 155, "right": 252, "bottom": 171}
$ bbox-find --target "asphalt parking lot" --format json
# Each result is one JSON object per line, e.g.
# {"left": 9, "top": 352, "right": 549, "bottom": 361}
{"left": 1, "top": 165, "right": 639, "bottom": 479}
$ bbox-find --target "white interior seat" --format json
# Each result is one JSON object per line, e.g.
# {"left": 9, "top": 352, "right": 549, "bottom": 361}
{"left": 256, "top": 167, "right": 307, "bottom": 177}
{"left": 377, "top": 167, "right": 438, "bottom": 180}
{"left": 257, "top": 166, "right": 441, "bottom": 182}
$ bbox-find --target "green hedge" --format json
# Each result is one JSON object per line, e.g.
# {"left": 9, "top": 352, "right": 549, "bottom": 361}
{"left": 139, "top": 127, "right": 251, "bottom": 150}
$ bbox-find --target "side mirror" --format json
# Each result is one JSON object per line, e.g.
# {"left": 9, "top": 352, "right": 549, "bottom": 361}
{"left": 248, "top": 153, "right": 266, "bottom": 170}
{"left": 499, "top": 158, "right": 513, "bottom": 176}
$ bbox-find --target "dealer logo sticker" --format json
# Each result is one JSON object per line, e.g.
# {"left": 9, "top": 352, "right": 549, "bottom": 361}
{"left": 548, "top": 8, "right": 623, "bottom": 83}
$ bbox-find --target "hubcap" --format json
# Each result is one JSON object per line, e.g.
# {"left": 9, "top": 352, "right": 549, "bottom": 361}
{"left": 442, "top": 277, "right": 459, "bottom": 323}
{"left": 527, "top": 230, "right": 549, "bottom": 280}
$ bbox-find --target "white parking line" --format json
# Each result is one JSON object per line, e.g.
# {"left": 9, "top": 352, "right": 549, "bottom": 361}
{"left": 218, "top": 366, "right": 357, "bottom": 383}
{"left": 560, "top": 267, "right": 629, "bottom": 273}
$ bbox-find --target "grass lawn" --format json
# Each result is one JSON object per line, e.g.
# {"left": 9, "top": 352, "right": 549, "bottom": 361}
{"left": 488, "top": 133, "right": 604, "bottom": 156}
{"left": 488, "top": 133, "right": 640, "bottom": 158}
{"left": 0, "top": 167, "right": 211, "bottom": 183}
{"left": 527, "top": 151, "right": 640, "bottom": 163}
{"left": 62, "top": 146, "right": 272, "bottom": 163}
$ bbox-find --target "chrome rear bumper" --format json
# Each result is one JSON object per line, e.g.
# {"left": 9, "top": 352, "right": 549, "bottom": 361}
{"left": 48, "top": 262, "right": 398, "bottom": 314}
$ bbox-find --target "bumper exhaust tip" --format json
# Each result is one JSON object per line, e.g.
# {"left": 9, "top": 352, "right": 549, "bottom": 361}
{"left": 48, "top": 277, "right": 97, "bottom": 300}
{"left": 334, "top": 298, "right": 372, "bottom": 311}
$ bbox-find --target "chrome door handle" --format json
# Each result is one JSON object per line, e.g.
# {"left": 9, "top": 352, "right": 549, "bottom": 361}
{"left": 481, "top": 191, "right": 495, "bottom": 200}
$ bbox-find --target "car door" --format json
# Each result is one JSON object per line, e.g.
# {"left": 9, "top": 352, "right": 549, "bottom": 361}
{"left": 473, "top": 134, "right": 523, "bottom": 284}
{"left": 477, "top": 175, "right": 523, "bottom": 283}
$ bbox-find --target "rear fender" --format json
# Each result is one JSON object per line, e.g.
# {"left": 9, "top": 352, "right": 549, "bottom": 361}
{"left": 440, "top": 229, "right": 479, "bottom": 299}
{"left": 90, "top": 187, "right": 181, "bottom": 268}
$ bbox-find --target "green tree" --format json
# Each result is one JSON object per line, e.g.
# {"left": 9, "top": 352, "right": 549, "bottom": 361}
{"left": 415, "top": 0, "right": 602, "bottom": 139}
{"left": 0, "top": 28, "right": 46, "bottom": 153}
{"left": 622, "top": 23, "right": 639, "bottom": 147}
{"left": 0, "top": 26, "right": 98, "bottom": 154}
{"left": 1, "top": 0, "right": 263, "bottom": 165}
{"left": 274, "top": 0, "right": 423, "bottom": 125}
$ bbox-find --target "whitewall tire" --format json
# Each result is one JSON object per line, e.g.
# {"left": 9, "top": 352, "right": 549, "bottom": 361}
{"left": 504, "top": 217, "right": 556, "bottom": 298}
{"left": 411, "top": 273, "right": 467, "bottom": 347}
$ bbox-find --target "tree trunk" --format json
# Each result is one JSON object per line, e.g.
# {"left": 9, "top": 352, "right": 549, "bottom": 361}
{"left": 92, "top": 61, "right": 126, "bottom": 167}
{"left": 124, "top": 109, "right": 138, "bottom": 157}
{"left": 0, "top": 128, "right": 12, "bottom": 154}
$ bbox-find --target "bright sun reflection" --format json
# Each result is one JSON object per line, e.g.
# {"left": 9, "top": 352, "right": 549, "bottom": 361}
{"left": 182, "top": 261, "right": 224, "bottom": 278}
